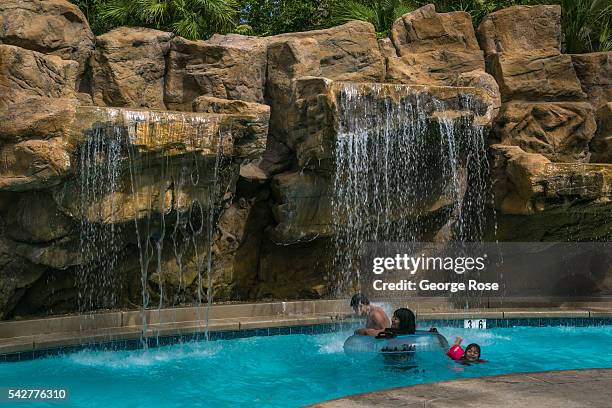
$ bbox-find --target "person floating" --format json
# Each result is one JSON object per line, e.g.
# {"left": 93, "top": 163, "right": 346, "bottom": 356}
{"left": 447, "top": 336, "right": 486, "bottom": 363}
{"left": 376, "top": 308, "right": 416, "bottom": 339}
{"left": 350, "top": 293, "right": 390, "bottom": 336}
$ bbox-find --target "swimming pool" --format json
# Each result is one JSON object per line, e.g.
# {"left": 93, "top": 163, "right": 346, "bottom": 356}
{"left": 2, "top": 323, "right": 612, "bottom": 407}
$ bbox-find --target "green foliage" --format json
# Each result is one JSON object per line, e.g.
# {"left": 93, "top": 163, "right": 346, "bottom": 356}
{"left": 327, "top": 1, "right": 537, "bottom": 34}
{"left": 237, "top": 0, "right": 332, "bottom": 36}
{"left": 69, "top": 0, "right": 612, "bottom": 52}
{"left": 81, "top": 0, "right": 239, "bottom": 39}
{"left": 557, "top": 0, "right": 612, "bottom": 53}
{"left": 329, "top": 0, "right": 415, "bottom": 37}
{"left": 328, "top": 0, "right": 611, "bottom": 52}
{"left": 70, "top": 0, "right": 108, "bottom": 33}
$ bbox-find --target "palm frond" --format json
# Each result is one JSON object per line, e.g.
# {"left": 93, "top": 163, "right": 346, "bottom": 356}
{"left": 330, "top": 0, "right": 416, "bottom": 36}
{"left": 331, "top": 0, "right": 379, "bottom": 26}
{"left": 172, "top": 12, "right": 202, "bottom": 39}
{"left": 98, "top": 0, "right": 137, "bottom": 25}
{"left": 393, "top": 4, "right": 414, "bottom": 19}
{"left": 138, "top": 0, "right": 170, "bottom": 24}
{"left": 599, "top": 25, "right": 612, "bottom": 51}
{"left": 189, "top": 0, "right": 239, "bottom": 32}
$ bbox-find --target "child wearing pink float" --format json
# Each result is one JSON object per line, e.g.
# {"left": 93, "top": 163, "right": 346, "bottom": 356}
{"left": 447, "top": 336, "right": 486, "bottom": 363}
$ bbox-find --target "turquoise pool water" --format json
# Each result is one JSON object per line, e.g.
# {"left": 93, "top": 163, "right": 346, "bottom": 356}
{"left": 2, "top": 324, "right": 612, "bottom": 407}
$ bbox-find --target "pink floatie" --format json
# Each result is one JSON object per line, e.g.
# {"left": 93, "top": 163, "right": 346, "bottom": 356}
{"left": 447, "top": 345, "right": 464, "bottom": 360}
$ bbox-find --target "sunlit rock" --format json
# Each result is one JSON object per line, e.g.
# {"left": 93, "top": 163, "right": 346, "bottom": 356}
{"left": 91, "top": 27, "right": 173, "bottom": 109}
{"left": 0, "top": 45, "right": 78, "bottom": 109}
{"left": 0, "top": 97, "right": 78, "bottom": 142}
{"left": 487, "top": 50, "right": 586, "bottom": 102}
{"left": 491, "top": 144, "right": 612, "bottom": 215}
{"left": 165, "top": 34, "right": 267, "bottom": 110}
{"left": 263, "top": 21, "right": 384, "bottom": 174}
{"left": 0, "top": 137, "right": 70, "bottom": 191}
{"left": 390, "top": 4, "right": 481, "bottom": 55}
{"left": 494, "top": 102, "right": 596, "bottom": 163}
{"left": 477, "top": 5, "right": 562, "bottom": 56}
{"left": 0, "top": 0, "right": 94, "bottom": 76}
{"left": 387, "top": 5, "right": 485, "bottom": 87}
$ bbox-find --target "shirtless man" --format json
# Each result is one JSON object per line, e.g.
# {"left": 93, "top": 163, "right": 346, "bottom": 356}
{"left": 350, "top": 293, "right": 391, "bottom": 336}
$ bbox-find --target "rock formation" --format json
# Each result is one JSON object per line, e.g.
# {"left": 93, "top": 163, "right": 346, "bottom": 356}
{"left": 477, "top": 5, "right": 611, "bottom": 241}
{"left": 571, "top": 52, "right": 612, "bottom": 109}
{"left": 165, "top": 34, "right": 268, "bottom": 110}
{"left": 494, "top": 102, "right": 596, "bottom": 163}
{"left": 388, "top": 4, "right": 485, "bottom": 86}
{"left": 591, "top": 103, "right": 612, "bottom": 163}
{"left": 91, "top": 27, "right": 174, "bottom": 109}
{"left": 0, "top": 1, "right": 610, "bottom": 319}
{"left": 0, "top": 0, "right": 94, "bottom": 76}
{"left": 0, "top": 46, "right": 78, "bottom": 109}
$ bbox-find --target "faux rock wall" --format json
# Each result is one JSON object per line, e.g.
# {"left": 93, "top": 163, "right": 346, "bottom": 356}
{"left": 0, "top": 1, "right": 610, "bottom": 319}
{"left": 476, "top": 5, "right": 612, "bottom": 241}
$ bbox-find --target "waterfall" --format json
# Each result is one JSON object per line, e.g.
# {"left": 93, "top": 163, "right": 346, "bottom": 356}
{"left": 75, "top": 108, "right": 231, "bottom": 341}
{"left": 77, "top": 124, "right": 124, "bottom": 312}
{"left": 331, "top": 83, "right": 490, "bottom": 294}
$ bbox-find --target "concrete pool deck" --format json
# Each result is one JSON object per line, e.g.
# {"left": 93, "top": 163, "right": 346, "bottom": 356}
{"left": 310, "top": 369, "right": 612, "bottom": 407}
{"left": 2, "top": 298, "right": 612, "bottom": 356}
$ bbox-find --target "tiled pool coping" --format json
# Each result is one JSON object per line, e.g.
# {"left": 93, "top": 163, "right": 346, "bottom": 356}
{"left": 2, "top": 314, "right": 612, "bottom": 363}
{"left": 0, "top": 321, "right": 352, "bottom": 363}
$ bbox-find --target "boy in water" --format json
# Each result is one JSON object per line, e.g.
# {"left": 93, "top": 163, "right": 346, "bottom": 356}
{"left": 447, "top": 336, "right": 485, "bottom": 363}
{"left": 350, "top": 293, "right": 390, "bottom": 336}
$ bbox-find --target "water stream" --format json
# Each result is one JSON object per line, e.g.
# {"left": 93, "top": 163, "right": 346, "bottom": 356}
{"left": 75, "top": 108, "right": 231, "bottom": 342}
{"left": 77, "top": 125, "right": 124, "bottom": 312}
{"left": 331, "top": 84, "right": 490, "bottom": 295}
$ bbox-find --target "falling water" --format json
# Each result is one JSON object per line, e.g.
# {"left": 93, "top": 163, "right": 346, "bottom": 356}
{"left": 331, "top": 83, "right": 490, "bottom": 294}
{"left": 77, "top": 125, "right": 124, "bottom": 312}
{"left": 435, "top": 97, "right": 490, "bottom": 242}
{"left": 75, "top": 108, "right": 232, "bottom": 343}
{"left": 122, "top": 110, "right": 229, "bottom": 344}
{"left": 204, "top": 128, "right": 226, "bottom": 340}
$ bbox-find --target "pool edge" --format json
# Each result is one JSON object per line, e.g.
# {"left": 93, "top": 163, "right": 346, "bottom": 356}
{"left": 307, "top": 368, "right": 612, "bottom": 407}
{"left": 2, "top": 299, "right": 612, "bottom": 361}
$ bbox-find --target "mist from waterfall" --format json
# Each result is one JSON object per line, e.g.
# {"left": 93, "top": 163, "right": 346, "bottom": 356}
{"left": 331, "top": 83, "right": 490, "bottom": 295}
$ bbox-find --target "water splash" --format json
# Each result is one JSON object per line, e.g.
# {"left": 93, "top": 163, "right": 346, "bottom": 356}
{"left": 67, "top": 342, "right": 221, "bottom": 369}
